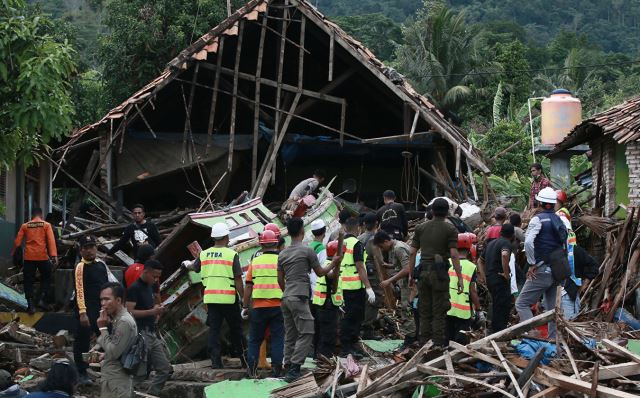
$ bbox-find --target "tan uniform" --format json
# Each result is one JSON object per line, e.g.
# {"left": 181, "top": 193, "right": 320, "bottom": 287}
{"left": 98, "top": 307, "right": 137, "bottom": 398}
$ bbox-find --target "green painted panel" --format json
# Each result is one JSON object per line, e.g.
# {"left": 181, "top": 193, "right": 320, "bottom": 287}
{"left": 361, "top": 339, "right": 404, "bottom": 353}
{"left": 616, "top": 144, "right": 630, "bottom": 217}
{"left": 204, "top": 379, "right": 288, "bottom": 398}
{"left": 0, "top": 220, "right": 15, "bottom": 258}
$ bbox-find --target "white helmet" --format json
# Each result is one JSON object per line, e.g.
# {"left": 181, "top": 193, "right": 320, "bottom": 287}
{"left": 210, "top": 222, "right": 230, "bottom": 239}
{"left": 535, "top": 187, "right": 557, "bottom": 204}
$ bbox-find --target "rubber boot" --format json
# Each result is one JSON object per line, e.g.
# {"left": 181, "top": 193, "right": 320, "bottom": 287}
{"left": 272, "top": 364, "right": 283, "bottom": 378}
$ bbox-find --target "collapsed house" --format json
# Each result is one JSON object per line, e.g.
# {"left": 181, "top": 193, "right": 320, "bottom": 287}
{"left": 551, "top": 95, "right": 640, "bottom": 217}
{"left": 50, "top": 0, "right": 488, "bottom": 216}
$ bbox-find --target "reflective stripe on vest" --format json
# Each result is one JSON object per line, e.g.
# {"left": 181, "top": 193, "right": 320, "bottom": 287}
{"left": 447, "top": 259, "right": 476, "bottom": 319}
{"left": 200, "top": 246, "right": 237, "bottom": 304}
{"left": 250, "top": 253, "right": 282, "bottom": 300}
{"left": 340, "top": 237, "right": 363, "bottom": 290}
{"left": 312, "top": 260, "right": 343, "bottom": 306}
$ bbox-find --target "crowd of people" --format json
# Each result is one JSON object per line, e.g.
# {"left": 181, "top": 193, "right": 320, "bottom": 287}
{"left": 4, "top": 164, "right": 601, "bottom": 396}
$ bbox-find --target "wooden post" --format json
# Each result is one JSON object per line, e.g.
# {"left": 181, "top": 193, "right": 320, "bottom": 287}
{"left": 328, "top": 30, "right": 334, "bottom": 81}
{"left": 466, "top": 158, "right": 479, "bottom": 201}
{"left": 340, "top": 100, "right": 346, "bottom": 147}
{"left": 206, "top": 36, "right": 225, "bottom": 154}
{"left": 252, "top": 14, "right": 267, "bottom": 185}
{"left": 271, "top": 2, "right": 289, "bottom": 185}
{"left": 182, "top": 62, "right": 200, "bottom": 163}
{"left": 409, "top": 110, "right": 419, "bottom": 140}
{"left": 254, "top": 92, "right": 302, "bottom": 198}
{"left": 228, "top": 20, "right": 245, "bottom": 171}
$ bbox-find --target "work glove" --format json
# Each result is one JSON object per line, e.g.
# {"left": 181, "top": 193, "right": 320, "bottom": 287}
{"left": 366, "top": 288, "right": 376, "bottom": 304}
{"left": 241, "top": 308, "right": 249, "bottom": 320}
{"left": 181, "top": 260, "right": 194, "bottom": 270}
{"left": 475, "top": 310, "right": 487, "bottom": 323}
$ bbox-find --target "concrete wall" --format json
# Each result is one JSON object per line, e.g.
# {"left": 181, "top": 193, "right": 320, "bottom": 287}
{"left": 590, "top": 136, "right": 617, "bottom": 215}
{"left": 627, "top": 141, "right": 640, "bottom": 207}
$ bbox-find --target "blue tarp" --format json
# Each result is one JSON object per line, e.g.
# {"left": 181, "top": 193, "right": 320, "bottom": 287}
{"left": 515, "top": 339, "right": 557, "bottom": 365}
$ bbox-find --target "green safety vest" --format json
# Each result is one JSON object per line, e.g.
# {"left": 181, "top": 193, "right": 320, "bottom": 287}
{"left": 447, "top": 259, "right": 476, "bottom": 319}
{"left": 312, "top": 260, "right": 343, "bottom": 306}
{"left": 250, "top": 253, "right": 282, "bottom": 300}
{"left": 199, "top": 246, "right": 237, "bottom": 304}
{"left": 340, "top": 237, "right": 363, "bottom": 290}
{"left": 309, "top": 241, "right": 325, "bottom": 254}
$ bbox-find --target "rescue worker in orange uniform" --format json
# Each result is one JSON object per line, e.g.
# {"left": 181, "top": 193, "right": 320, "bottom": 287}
{"left": 242, "top": 229, "right": 285, "bottom": 377}
{"left": 11, "top": 207, "right": 58, "bottom": 313}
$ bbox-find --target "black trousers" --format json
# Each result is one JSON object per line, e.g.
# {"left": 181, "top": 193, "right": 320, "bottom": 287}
{"left": 487, "top": 275, "right": 512, "bottom": 333}
{"left": 340, "top": 289, "right": 366, "bottom": 352}
{"left": 445, "top": 316, "right": 472, "bottom": 345}
{"left": 207, "top": 302, "right": 245, "bottom": 365}
{"left": 23, "top": 260, "right": 52, "bottom": 302}
{"left": 314, "top": 303, "right": 338, "bottom": 358}
{"left": 73, "top": 304, "right": 100, "bottom": 375}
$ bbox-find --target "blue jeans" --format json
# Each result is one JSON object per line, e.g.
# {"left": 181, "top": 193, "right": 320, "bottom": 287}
{"left": 561, "top": 293, "right": 580, "bottom": 320}
{"left": 247, "top": 306, "right": 284, "bottom": 370}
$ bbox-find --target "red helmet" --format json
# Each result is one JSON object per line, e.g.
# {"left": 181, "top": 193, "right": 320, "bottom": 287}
{"left": 556, "top": 190, "right": 568, "bottom": 204}
{"left": 326, "top": 240, "right": 339, "bottom": 257}
{"left": 264, "top": 223, "right": 281, "bottom": 238}
{"left": 457, "top": 233, "right": 475, "bottom": 250}
{"left": 259, "top": 230, "right": 279, "bottom": 245}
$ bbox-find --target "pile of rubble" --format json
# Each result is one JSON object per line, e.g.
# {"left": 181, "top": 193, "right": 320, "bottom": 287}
{"left": 289, "top": 310, "right": 640, "bottom": 398}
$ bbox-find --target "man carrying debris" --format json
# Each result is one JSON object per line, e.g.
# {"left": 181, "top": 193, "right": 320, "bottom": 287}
{"left": 11, "top": 207, "right": 58, "bottom": 313}
{"left": 338, "top": 217, "right": 376, "bottom": 357}
{"left": 97, "top": 282, "right": 137, "bottom": 398}
{"left": 359, "top": 213, "right": 385, "bottom": 339}
{"left": 376, "top": 230, "right": 412, "bottom": 291}
{"left": 516, "top": 187, "right": 567, "bottom": 338}
{"left": 73, "top": 235, "right": 110, "bottom": 386}
{"left": 409, "top": 198, "right": 463, "bottom": 347}
{"left": 126, "top": 259, "right": 173, "bottom": 395}
{"left": 242, "top": 230, "right": 285, "bottom": 377}
{"left": 288, "top": 169, "right": 326, "bottom": 200}
{"left": 376, "top": 190, "right": 408, "bottom": 240}
{"left": 277, "top": 217, "right": 340, "bottom": 382}
{"left": 529, "top": 163, "right": 551, "bottom": 209}
{"left": 312, "top": 240, "right": 344, "bottom": 359}
{"left": 192, "top": 222, "right": 245, "bottom": 369}
{"left": 445, "top": 233, "right": 482, "bottom": 344}
{"left": 108, "top": 204, "right": 161, "bottom": 258}
{"left": 481, "top": 224, "right": 515, "bottom": 333}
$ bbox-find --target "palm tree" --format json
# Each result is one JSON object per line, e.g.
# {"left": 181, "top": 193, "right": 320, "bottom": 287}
{"left": 395, "top": 3, "right": 494, "bottom": 112}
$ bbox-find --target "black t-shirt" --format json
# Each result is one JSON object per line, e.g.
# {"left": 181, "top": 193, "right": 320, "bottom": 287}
{"left": 482, "top": 237, "right": 512, "bottom": 278}
{"left": 126, "top": 278, "right": 158, "bottom": 331}
{"left": 377, "top": 202, "right": 408, "bottom": 237}
{"left": 108, "top": 221, "right": 162, "bottom": 256}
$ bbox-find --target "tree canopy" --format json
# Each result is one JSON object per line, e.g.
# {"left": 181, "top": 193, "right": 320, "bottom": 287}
{"left": 0, "top": 0, "right": 76, "bottom": 166}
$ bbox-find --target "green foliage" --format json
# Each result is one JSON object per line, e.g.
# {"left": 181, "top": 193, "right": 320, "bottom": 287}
{"left": 449, "top": 0, "right": 640, "bottom": 54}
{"left": 395, "top": 3, "right": 492, "bottom": 112}
{"left": 485, "top": 172, "right": 531, "bottom": 210}
{"left": 476, "top": 121, "right": 531, "bottom": 178}
{"left": 494, "top": 40, "right": 530, "bottom": 105}
{"left": 99, "top": 0, "right": 242, "bottom": 105}
{"left": 0, "top": 0, "right": 76, "bottom": 166}
{"left": 316, "top": 0, "right": 422, "bottom": 22}
{"left": 332, "top": 13, "right": 402, "bottom": 61}
{"left": 72, "top": 69, "right": 109, "bottom": 127}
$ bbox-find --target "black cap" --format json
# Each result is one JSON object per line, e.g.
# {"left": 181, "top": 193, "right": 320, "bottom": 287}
{"left": 363, "top": 212, "right": 378, "bottom": 224}
{"left": 383, "top": 190, "right": 396, "bottom": 199}
{"left": 79, "top": 235, "right": 97, "bottom": 247}
{"left": 432, "top": 198, "right": 449, "bottom": 211}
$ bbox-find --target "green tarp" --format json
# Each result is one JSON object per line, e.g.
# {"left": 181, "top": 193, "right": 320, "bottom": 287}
{"left": 204, "top": 379, "right": 288, "bottom": 398}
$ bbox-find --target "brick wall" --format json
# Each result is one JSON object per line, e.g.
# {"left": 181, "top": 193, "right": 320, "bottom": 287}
{"left": 590, "top": 136, "right": 617, "bottom": 215}
{"left": 627, "top": 141, "right": 640, "bottom": 207}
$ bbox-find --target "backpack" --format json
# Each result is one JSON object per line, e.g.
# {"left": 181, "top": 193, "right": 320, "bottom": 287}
{"left": 546, "top": 213, "right": 571, "bottom": 283}
{"left": 120, "top": 332, "right": 148, "bottom": 376}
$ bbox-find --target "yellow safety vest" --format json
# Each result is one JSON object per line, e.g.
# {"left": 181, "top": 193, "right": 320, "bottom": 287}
{"left": 200, "top": 246, "right": 237, "bottom": 304}
{"left": 447, "top": 259, "right": 476, "bottom": 319}
{"left": 340, "top": 237, "right": 363, "bottom": 290}
{"left": 250, "top": 253, "right": 282, "bottom": 300}
{"left": 313, "top": 260, "right": 343, "bottom": 306}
